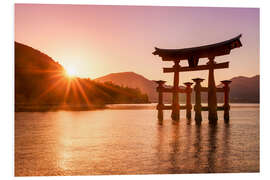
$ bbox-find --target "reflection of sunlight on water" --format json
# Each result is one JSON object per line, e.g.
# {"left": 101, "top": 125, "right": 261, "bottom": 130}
{"left": 15, "top": 104, "right": 259, "bottom": 176}
{"left": 57, "top": 150, "right": 72, "bottom": 171}
{"left": 55, "top": 113, "right": 75, "bottom": 171}
{"left": 55, "top": 111, "right": 116, "bottom": 174}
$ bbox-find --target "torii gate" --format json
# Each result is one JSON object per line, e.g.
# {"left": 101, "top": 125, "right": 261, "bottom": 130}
{"left": 153, "top": 34, "right": 242, "bottom": 124}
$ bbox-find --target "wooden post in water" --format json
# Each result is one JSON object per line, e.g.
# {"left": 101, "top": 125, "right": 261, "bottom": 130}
{"left": 221, "top": 80, "right": 232, "bottom": 123}
{"left": 171, "top": 60, "right": 180, "bottom": 121}
{"left": 184, "top": 82, "right": 193, "bottom": 119}
{"left": 207, "top": 57, "right": 218, "bottom": 124}
{"left": 155, "top": 80, "right": 166, "bottom": 120}
{"left": 193, "top": 78, "right": 204, "bottom": 124}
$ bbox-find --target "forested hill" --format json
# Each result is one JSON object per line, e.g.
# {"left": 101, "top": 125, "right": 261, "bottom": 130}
{"left": 15, "top": 42, "right": 149, "bottom": 111}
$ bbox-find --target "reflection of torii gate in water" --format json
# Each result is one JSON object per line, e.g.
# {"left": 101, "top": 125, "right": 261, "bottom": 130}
{"left": 153, "top": 34, "right": 242, "bottom": 124}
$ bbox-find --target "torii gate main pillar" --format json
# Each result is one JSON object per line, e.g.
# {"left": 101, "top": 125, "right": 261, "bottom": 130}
{"left": 171, "top": 60, "right": 180, "bottom": 121}
{"left": 208, "top": 57, "right": 218, "bottom": 124}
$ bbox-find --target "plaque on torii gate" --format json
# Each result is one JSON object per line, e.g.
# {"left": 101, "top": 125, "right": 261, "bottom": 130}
{"left": 153, "top": 34, "right": 242, "bottom": 123}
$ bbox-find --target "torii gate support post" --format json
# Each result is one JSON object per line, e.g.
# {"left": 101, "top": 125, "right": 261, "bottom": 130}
{"left": 221, "top": 80, "right": 232, "bottom": 123}
{"left": 171, "top": 60, "right": 180, "bottom": 121}
{"left": 193, "top": 78, "right": 204, "bottom": 124}
{"left": 155, "top": 80, "right": 166, "bottom": 121}
{"left": 184, "top": 82, "right": 193, "bottom": 119}
{"left": 208, "top": 57, "right": 218, "bottom": 124}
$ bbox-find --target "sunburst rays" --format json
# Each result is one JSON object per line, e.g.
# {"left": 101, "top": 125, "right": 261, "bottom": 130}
{"left": 36, "top": 69, "right": 92, "bottom": 107}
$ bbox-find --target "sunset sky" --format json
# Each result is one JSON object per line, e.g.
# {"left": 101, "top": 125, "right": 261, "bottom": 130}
{"left": 15, "top": 4, "right": 259, "bottom": 85}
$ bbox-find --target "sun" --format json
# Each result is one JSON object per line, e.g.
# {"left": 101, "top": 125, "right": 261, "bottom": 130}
{"left": 65, "top": 66, "right": 77, "bottom": 78}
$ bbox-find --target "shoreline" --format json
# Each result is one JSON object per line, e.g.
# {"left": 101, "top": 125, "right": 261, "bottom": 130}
{"left": 15, "top": 104, "right": 106, "bottom": 112}
{"left": 15, "top": 101, "right": 151, "bottom": 112}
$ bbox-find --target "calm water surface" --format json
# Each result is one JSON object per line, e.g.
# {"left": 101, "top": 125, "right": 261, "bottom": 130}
{"left": 15, "top": 104, "right": 259, "bottom": 176}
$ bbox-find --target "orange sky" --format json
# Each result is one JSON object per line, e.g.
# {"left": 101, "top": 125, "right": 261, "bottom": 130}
{"left": 15, "top": 4, "right": 259, "bottom": 85}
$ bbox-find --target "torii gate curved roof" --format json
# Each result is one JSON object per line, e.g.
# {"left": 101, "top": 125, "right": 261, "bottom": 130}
{"left": 153, "top": 34, "right": 242, "bottom": 61}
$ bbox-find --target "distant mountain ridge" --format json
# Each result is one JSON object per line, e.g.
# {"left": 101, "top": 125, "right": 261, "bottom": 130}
{"left": 95, "top": 72, "right": 260, "bottom": 103}
{"left": 219, "top": 75, "right": 259, "bottom": 103}
{"left": 95, "top": 72, "right": 158, "bottom": 101}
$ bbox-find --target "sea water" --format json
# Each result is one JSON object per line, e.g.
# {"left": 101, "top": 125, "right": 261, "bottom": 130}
{"left": 15, "top": 103, "right": 259, "bottom": 176}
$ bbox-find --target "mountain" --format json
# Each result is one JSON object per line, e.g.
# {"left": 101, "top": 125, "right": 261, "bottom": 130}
{"left": 15, "top": 42, "right": 65, "bottom": 105}
{"left": 15, "top": 42, "right": 149, "bottom": 111}
{"left": 217, "top": 75, "right": 259, "bottom": 103}
{"left": 95, "top": 72, "right": 158, "bottom": 101}
{"left": 95, "top": 72, "right": 260, "bottom": 103}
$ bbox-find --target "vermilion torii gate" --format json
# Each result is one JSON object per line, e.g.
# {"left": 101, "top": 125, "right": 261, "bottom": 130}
{"left": 153, "top": 35, "right": 242, "bottom": 124}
